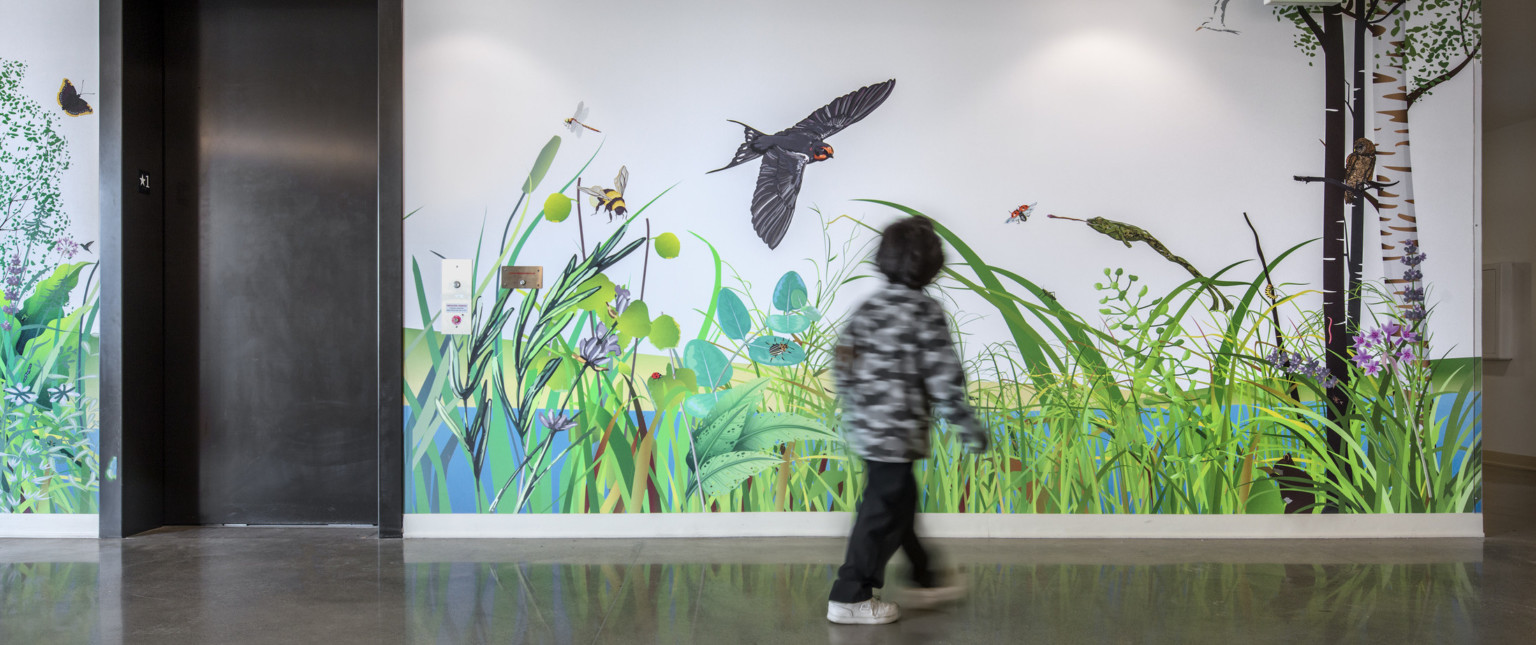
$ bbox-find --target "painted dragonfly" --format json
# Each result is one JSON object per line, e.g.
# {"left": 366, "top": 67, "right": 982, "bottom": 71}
{"left": 563, "top": 101, "right": 601, "bottom": 136}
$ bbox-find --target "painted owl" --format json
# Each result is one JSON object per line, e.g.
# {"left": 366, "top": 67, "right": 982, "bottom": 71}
{"left": 1343, "top": 138, "right": 1377, "bottom": 200}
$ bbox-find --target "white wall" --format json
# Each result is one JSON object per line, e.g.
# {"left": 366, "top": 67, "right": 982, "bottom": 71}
{"left": 403, "top": 0, "right": 1482, "bottom": 359}
{"left": 0, "top": 0, "right": 100, "bottom": 261}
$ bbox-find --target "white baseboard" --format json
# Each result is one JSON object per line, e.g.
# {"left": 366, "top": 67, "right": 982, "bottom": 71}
{"left": 0, "top": 514, "right": 98, "bottom": 538}
{"left": 404, "top": 512, "right": 1482, "bottom": 539}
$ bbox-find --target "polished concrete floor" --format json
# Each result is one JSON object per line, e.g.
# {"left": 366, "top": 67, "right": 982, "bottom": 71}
{"left": 2, "top": 465, "right": 1534, "bottom": 644}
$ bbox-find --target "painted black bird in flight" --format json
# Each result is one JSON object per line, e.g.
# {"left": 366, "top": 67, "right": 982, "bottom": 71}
{"left": 708, "top": 79, "right": 896, "bottom": 249}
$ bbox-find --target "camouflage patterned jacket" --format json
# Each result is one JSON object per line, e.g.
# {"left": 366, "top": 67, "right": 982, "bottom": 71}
{"left": 833, "top": 281, "right": 988, "bottom": 462}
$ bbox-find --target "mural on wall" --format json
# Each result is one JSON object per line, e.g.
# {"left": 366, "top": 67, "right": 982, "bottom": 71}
{"left": 0, "top": 58, "right": 99, "bottom": 514}
{"left": 402, "top": 0, "right": 1481, "bottom": 516}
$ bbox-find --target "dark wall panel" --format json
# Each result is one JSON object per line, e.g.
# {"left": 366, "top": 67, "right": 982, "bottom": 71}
{"left": 99, "top": 0, "right": 167, "bottom": 538}
{"left": 162, "top": 0, "right": 380, "bottom": 525}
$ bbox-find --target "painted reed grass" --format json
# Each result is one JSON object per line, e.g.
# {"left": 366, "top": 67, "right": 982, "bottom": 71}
{"left": 403, "top": 146, "right": 1480, "bottom": 515}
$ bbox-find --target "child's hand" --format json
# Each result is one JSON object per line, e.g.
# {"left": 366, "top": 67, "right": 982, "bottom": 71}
{"left": 965, "top": 435, "right": 990, "bottom": 455}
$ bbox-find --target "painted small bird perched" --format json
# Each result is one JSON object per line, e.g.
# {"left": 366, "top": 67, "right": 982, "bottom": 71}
{"left": 709, "top": 79, "right": 897, "bottom": 249}
{"left": 1343, "top": 137, "right": 1377, "bottom": 201}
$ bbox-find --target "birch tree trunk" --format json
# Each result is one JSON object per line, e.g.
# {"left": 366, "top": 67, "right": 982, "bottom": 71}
{"left": 1371, "top": 46, "right": 1417, "bottom": 299}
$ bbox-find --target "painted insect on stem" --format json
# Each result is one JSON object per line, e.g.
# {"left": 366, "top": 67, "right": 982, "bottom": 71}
{"left": 563, "top": 101, "right": 601, "bottom": 136}
{"left": 1048, "top": 214, "right": 1231, "bottom": 311}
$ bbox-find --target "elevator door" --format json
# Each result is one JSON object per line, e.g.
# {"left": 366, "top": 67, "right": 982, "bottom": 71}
{"left": 162, "top": 0, "right": 379, "bottom": 525}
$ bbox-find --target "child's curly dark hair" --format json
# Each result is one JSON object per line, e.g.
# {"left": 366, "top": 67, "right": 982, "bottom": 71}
{"left": 876, "top": 216, "right": 944, "bottom": 289}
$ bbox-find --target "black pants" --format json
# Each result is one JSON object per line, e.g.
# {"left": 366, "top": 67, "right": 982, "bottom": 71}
{"left": 829, "top": 460, "right": 936, "bottom": 603}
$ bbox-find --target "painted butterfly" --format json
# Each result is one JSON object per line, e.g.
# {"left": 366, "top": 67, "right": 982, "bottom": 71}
{"left": 58, "top": 79, "right": 93, "bottom": 117}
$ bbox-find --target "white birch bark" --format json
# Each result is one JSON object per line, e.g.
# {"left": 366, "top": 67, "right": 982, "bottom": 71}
{"left": 1371, "top": 44, "right": 1416, "bottom": 298}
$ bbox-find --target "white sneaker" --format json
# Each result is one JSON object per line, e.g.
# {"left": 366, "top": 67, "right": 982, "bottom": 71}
{"left": 827, "top": 598, "right": 901, "bottom": 625}
{"left": 903, "top": 573, "right": 968, "bottom": 609}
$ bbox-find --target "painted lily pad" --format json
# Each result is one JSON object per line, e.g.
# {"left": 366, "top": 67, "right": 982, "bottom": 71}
{"left": 747, "top": 335, "right": 805, "bottom": 367}
{"left": 766, "top": 312, "right": 810, "bottom": 335}
{"left": 772, "top": 271, "right": 808, "bottom": 311}
{"left": 715, "top": 288, "right": 752, "bottom": 341}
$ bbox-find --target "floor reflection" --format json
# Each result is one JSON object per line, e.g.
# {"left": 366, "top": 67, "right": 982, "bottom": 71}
{"left": 400, "top": 558, "right": 1482, "bottom": 645}
{"left": 0, "top": 559, "right": 102, "bottom": 643}
{"left": 2, "top": 463, "right": 1534, "bottom": 645}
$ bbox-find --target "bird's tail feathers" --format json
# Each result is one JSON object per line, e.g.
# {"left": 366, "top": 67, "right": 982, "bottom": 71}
{"left": 707, "top": 120, "right": 766, "bottom": 174}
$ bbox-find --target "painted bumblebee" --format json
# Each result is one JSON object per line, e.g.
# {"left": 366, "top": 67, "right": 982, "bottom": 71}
{"left": 581, "top": 166, "right": 629, "bottom": 221}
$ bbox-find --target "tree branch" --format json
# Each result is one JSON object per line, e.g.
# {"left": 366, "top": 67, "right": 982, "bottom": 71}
{"left": 1405, "top": 42, "right": 1480, "bottom": 107}
{"left": 1370, "top": 0, "right": 1408, "bottom": 25}
{"left": 1297, "top": 8, "right": 1326, "bottom": 41}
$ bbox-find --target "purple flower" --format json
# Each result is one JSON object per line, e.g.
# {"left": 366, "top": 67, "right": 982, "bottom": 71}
{"left": 0, "top": 321, "right": 10, "bottom": 332}
{"left": 1403, "top": 268, "right": 1423, "bottom": 282}
{"left": 1351, "top": 352, "right": 1377, "bottom": 370}
{"left": 1393, "top": 346, "right": 1415, "bottom": 364}
{"left": 538, "top": 411, "right": 579, "bottom": 433}
{"left": 1266, "top": 350, "right": 1291, "bottom": 371}
{"left": 53, "top": 236, "right": 79, "bottom": 260}
{"left": 1, "top": 304, "right": 15, "bottom": 316}
{"left": 1364, "top": 327, "right": 1385, "bottom": 347}
{"left": 578, "top": 322, "right": 621, "bottom": 367}
{"left": 1362, "top": 360, "right": 1384, "bottom": 377}
{"left": 1400, "top": 329, "right": 1421, "bottom": 343}
{"left": 1402, "top": 252, "right": 1427, "bottom": 267}
{"left": 1402, "top": 286, "right": 1425, "bottom": 303}
{"left": 1402, "top": 240, "right": 1420, "bottom": 255}
{"left": 1404, "top": 304, "right": 1427, "bottom": 321}
{"left": 1380, "top": 321, "right": 1403, "bottom": 340}
{"left": 612, "top": 285, "right": 632, "bottom": 314}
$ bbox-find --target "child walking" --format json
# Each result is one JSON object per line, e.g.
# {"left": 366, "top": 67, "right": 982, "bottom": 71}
{"left": 826, "top": 216, "right": 989, "bottom": 625}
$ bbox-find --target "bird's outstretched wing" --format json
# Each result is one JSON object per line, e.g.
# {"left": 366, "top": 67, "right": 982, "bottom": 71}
{"left": 751, "top": 148, "right": 809, "bottom": 249}
{"left": 790, "top": 79, "right": 895, "bottom": 140}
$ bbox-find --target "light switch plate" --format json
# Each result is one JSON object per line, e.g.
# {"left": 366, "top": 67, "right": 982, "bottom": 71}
{"left": 501, "top": 265, "right": 544, "bottom": 290}
{"left": 440, "top": 259, "right": 472, "bottom": 335}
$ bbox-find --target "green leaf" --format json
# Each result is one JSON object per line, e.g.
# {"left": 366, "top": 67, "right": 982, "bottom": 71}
{"left": 575, "top": 274, "right": 615, "bottom": 311}
{"left": 646, "top": 365, "right": 696, "bottom": 410}
{"left": 715, "top": 288, "right": 752, "bottom": 341}
{"left": 746, "top": 335, "right": 806, "bottom": 367}
{"left": 683, "top": 339, "right": 733, "bottom": 389}
{"left": 799, "top": 305, "right": 822, "bottom": 323}
{"left": 522, "top": 136, "right": 561, "bottom": 194}
{"left": 654, "top": 232, "right": 680, "bottom": 259}
{"left": 15, "top": 263, "right": 87, "bottom": 353}
{"left": 735, "top": 412, "right": 841, "bottom": 451}
{"left": 690, "top": 451, "right": 782, "bottom": 499}
{"left": 617, "top": 301, "right": 651, "bottom": 340}
{"left": 544, "top": 193, "right": 572, "bottom": 222}
{"left": 771, "top": 271, "right": 809, "bottom": 311}
{"left": 691, "top": 378, "right": 773, "bottom": 463}
{"left": 765, "top": 313, "right": 810, "bottom": 335}
{"left": 684, "top": 392, "right": 723, "bottom": 418}
{"left": 649, "top": 314, "right": 681, "bottom": 350}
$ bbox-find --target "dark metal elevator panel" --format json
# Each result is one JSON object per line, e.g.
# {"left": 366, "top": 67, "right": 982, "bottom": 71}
{"left": 162, "top": 0, "right": 379, "bottom": 525}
